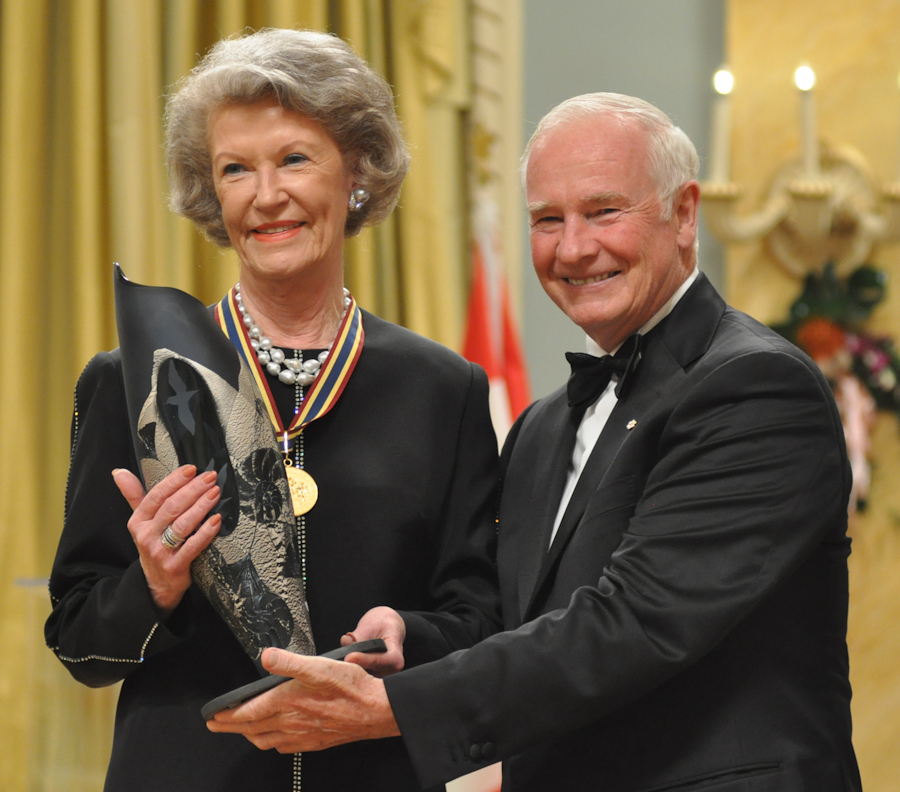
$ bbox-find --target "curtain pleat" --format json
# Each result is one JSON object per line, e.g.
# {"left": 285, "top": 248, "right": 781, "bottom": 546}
{"left": 0, "top": 3, "right": 53, "bottom": 790}
{"left": 386, "top": 0, "right": 470, "bottom": 346}
{"left": 340, "top": 0, "right": 396, "bottom": 321}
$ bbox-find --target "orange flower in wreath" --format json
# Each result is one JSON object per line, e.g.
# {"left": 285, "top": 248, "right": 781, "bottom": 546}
{"left": 796, "top": 317, "right": 847, "bottom": 362}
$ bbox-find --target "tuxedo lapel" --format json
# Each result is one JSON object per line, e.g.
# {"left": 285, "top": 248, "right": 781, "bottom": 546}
{"left": 521, "top": 274, "right": 727, "bottom": 619}
{"left": 523, "top": 338, "right": 679, "bottom": 617}
{"left": 504, "top": 392, "right": 577, "bottom": 621}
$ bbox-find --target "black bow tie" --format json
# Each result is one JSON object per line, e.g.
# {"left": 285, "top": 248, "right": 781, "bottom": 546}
{"left": 565, "top": 333, "right": 643, "bottom": 415}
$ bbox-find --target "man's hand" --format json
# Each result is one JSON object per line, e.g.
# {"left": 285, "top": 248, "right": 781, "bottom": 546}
{"left": 341, "top": 606, "right": 406, "bottom": 677}
{"left": 207, "top": 647, "right": 401, "bottom": 752}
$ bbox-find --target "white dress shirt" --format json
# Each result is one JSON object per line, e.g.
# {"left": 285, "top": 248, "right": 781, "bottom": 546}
{"left": 549, "top": 269, "right": 700, "bottom": 546}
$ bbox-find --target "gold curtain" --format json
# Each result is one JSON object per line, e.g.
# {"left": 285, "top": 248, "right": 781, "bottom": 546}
{"left": 0, "top": 1, "right": 505, "bottom": 789}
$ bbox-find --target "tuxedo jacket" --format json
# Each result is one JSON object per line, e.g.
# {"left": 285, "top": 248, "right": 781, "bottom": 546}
{"left": 45, "top": 311, "right": 501, "bottom": 792}
{"left": 387, "top": 274, "right": 862, "bottom": 792}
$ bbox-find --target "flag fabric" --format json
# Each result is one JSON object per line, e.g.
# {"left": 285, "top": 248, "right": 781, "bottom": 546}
{"left": 463, "top": 196, "right": 531, "bottom": 445}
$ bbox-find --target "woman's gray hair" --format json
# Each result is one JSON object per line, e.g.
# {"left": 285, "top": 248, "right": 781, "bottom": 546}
{"left": 520, "top": 92, "right": 699, "bottom": 220}
{"left": 166, "top": 28, "right": 410, "bottom": 244}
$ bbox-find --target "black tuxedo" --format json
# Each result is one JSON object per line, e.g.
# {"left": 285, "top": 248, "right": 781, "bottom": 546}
{"left": 386, "top": 275, "right": 861, "bottom": 791}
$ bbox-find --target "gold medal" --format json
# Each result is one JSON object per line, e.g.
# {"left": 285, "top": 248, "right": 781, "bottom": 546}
{"left": 284, "top": 459, "right": 318, "bottom": 516}
{"left": 217, "top": 289, "right": 363, "bottom": 519}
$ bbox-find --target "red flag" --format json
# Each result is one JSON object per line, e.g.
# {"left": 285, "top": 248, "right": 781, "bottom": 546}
{"left": 463, "top": 198, "right": 531, "bottom": 445}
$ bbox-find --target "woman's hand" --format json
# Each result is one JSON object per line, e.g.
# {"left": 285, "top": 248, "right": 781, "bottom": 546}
{"left": 340, "top": 606, "right": 406, "bottom": 677}
{"left": 113, "top": 465, "right": 222, "bottom": 616}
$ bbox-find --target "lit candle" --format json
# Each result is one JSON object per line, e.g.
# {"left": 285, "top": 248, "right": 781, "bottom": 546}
{"left": 709, "top": 67, "right": 734, "bottom": 182}
{"left": 795, "top": 64, "right": 819, "bottom": 177}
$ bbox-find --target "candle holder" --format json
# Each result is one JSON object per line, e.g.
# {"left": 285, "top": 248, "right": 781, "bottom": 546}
{"left": 702, "top": 140, "right": 900, "bottom": 278}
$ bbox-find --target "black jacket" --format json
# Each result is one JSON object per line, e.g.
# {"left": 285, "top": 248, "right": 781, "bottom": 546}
{"left": 46, "top": 310, "right": 501, "bottom": 792}
{"left": 387, "top": 275, "right": 861, "bottom": 792}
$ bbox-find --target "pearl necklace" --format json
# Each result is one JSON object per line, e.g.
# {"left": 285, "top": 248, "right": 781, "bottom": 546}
{"left": 234, "top": 282, "right": 351, "bottom": 386}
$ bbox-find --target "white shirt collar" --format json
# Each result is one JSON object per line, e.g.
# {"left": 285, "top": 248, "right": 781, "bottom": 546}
{"left": 585, "top": 267, "right": 700, "bottom": 357}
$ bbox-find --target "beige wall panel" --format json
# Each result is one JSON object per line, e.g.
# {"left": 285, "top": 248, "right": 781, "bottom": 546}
{"left": 728, "top": 2, "right": 900, "bottom": 789}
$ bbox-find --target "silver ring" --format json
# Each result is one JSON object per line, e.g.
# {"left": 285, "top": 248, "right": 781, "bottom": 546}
{"left": 160, "top": 525, "right": 184, "bottom": 550}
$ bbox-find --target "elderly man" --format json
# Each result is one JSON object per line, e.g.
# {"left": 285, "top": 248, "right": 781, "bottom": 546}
{"left": 209, "top": 93, "right": 862, "bottom": 792}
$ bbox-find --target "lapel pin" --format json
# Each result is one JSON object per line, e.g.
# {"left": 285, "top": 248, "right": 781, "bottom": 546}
{"left": 627, "top": 419, "right": 638, "bottom": 430}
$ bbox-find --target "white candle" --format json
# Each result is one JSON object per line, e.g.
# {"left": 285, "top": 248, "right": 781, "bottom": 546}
{"left": 795, "top": 64, "right": 819, "bottom": 177}
{"left": 709, "top": 68, "right": 734, "bottom": 182}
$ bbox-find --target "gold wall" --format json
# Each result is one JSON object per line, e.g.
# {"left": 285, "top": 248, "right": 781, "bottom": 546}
{"left": 727, "top": 2, "right": 900, "bottom": 788}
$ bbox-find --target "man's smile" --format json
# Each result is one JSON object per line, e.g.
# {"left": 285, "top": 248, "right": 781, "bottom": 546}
{"left": 565, "top": 271, "right": 620, "bottom": 286}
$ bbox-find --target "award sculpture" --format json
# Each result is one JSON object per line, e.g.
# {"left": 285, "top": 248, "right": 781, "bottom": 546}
{"left": 114, "top": 265, "right": 315, "bottom": 671}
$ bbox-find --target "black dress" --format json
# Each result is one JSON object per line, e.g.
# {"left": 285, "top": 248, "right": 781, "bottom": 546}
{"left": 46, "top": 310, "right": 502, "bottom": 792}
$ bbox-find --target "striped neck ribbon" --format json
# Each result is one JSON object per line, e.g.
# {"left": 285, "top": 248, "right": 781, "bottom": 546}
{"left": 214, "top": 286, "right": 364, "bottom": 440}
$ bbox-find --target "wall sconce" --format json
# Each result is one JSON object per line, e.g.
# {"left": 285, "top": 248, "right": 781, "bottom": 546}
{"left": 701, "top": 65, "right": 900, "bottom": 277}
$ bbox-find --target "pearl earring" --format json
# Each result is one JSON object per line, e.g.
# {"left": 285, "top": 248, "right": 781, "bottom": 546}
{"left": 349, "top": 189, "right": 370, "bottom": 211}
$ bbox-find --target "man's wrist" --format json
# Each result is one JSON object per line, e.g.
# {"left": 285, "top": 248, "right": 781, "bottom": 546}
{"left": 369, "top": 678, "right": 402, "bottom": 738}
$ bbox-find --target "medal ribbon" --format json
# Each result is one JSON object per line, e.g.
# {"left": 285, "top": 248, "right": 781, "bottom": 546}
{"left": 214, "top": 287, "right": 364, "bottom": 440}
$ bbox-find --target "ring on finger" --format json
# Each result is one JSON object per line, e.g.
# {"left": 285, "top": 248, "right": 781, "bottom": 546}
{"left": 160, "top": 525, "right": 184, "bottom": 550}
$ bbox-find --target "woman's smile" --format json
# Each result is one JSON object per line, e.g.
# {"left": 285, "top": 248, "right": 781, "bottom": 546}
{"left": 251, "top": 220, "right": 305, "bottom": 240}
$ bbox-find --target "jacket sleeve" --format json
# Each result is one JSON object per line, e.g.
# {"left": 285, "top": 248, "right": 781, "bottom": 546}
{"left": 44, "top": 352, "right": 189, "bottom": 687}
{"left": 398, "top": 362, "right": 504, "bottom": 666}
{"left": 385, "top": 346, "right": 850, "bottom": 787}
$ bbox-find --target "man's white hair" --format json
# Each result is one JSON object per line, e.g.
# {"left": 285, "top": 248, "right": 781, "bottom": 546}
{"left": 520, "top": 92, "right": 700, "bottom": 221}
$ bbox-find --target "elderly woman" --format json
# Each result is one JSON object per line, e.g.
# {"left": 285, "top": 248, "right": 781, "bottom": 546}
{"left": 45, "top": 28, "right": 500, "bottom": 792}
